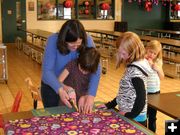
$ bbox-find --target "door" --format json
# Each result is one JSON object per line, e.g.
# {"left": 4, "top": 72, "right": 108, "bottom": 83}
{"left": 2, "top": 0, "right": 26, "bottom": 43}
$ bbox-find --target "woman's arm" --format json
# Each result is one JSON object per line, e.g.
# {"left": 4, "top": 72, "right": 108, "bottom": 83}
{"left": 88, "top": 64, "right": 101, "bottom": 96}
{"left": 42, "top": 34, "right": 63, "bottom": 93}
{"left": 86, "top": 34, "right": 101, "bottom": 96}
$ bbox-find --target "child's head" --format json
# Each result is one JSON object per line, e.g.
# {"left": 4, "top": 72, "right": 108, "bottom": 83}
{"left": 78, "top": 47, "right": 100, "bottom": 74}
{"left": 116, "top": 32, "right": 145, "bottom": 68}
{"left": 145, "top": 40, "right": 162, "bottom": 61}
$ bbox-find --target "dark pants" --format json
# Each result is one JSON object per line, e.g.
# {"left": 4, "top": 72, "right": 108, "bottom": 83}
{"left": 41, "top": 81, "right": 60, "bottom": 108}
{"left": 147, "top": 106, "right": 157, "bottom": 132}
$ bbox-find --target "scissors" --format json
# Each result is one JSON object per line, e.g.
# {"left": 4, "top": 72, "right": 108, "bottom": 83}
{"left": 70, "top": 99, "right": 78, "bottom": 112}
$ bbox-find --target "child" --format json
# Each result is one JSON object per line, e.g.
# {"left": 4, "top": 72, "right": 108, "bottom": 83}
{"left": 145, "top": 40, "right": 164, "bottom": 132}
{"left": 98, "top": 40, "right": 164, "bottom": 131}
{"left": 58, "top": 47, "right": 100, "bottom": 113}
{"left": 98, "top": 32, "right": 152, "bottom": 126}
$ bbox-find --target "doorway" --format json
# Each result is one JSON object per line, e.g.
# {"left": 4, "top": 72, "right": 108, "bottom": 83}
{"left": 1, "top": 0, "right": 26, "bottom": 43}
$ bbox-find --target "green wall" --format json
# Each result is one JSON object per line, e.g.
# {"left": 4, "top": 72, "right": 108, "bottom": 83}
{"left": 122, "top": 1, "right": 169, "bottom": 32}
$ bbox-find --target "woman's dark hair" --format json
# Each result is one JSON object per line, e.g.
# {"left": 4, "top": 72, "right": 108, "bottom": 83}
{"left": 57, "top": 19, "right": 87, "bottom": 55}
{"left": 78, "top": 47, "right": 100, "bottom": 73}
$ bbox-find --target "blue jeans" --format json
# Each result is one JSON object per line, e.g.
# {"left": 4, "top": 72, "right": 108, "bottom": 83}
{"left": 41, "top": 81, "right": 60, "bottom": 108}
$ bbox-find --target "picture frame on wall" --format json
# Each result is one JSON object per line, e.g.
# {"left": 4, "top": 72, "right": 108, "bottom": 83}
{"left": 28, "top": 1, "right": 34, "bottom": 11}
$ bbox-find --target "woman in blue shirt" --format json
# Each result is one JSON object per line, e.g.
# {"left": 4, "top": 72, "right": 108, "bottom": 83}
{"left": 41, "top": 19, "right": 101, "bottom": 114}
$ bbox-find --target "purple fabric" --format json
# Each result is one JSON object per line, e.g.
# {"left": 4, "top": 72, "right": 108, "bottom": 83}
{"left": 4, "top": 110, "right": 147, "bottom": 135}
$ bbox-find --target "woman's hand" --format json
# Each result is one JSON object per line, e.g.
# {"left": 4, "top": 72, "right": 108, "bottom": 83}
{"left": 58, "top": 87, "right": 72, "bottom": 108}
{"left": 78, "top": 95, "right": 94, "bottom": 114}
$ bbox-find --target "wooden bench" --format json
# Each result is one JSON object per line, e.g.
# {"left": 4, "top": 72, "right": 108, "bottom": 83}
{"left": 163, "top": 56, "right": 180, "bottom": 64}
{"left": 163, "top": 56, "right": 180, "bottom": 78}
{"left": 97, "top": 48, "right": 111, "bottom": 74}
{"left": 23, "top": 42, "right": 44, "bottom": 64}
{"left": 164, "top": 48, "right": 180, "bottom": 54}
{"left": 26, "top": 42, "right": 44, "bottom": 53}
{"left": 101, "top": 54, "right": 109, "bottom": 74}
{"left": 102, "top": 40, "right": 116, "bottom": 48}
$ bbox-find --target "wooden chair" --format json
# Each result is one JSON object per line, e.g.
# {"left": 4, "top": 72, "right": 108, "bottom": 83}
{"left": 25, "top": 77, "right": 41, "bottom": 109}
{"left": 0, "top": 90, "right": 23, "bottom": 128}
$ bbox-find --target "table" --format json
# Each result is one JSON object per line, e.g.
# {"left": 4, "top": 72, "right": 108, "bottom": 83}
{"left": 86, "top": 29, "right": 122, "bottom": 38}
{"left": 2, "top": 106, "right": 154, "bottom": 134}
{"left": 136, "top": 28, "right": 180, "bottom": 38}
{"left": 139, "top": 35, "right": 180, "bottom": 48}
{"left": 86, "top": 29, "right": 121, "bottom": 48}
{"left": 148, "top": 91, "right": 180, "bottom": 119}
{"left": 24, "top": 29, "right": 53, "bottom": 39}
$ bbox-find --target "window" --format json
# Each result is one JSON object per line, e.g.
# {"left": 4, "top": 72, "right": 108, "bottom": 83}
{"left": 57, "top": 0, "right": 76, "bottom": 19}
{"left": 37, "top": 0, "right": 56, "bottom": 20}
{"left": 37, "top": 0, "right": 115, "bottom": 20}
{"left": 78, "top": 0, "right": 95, "bottom": 19}
{"left": 170, "top": 1, "right": 180, "bottom": 20}
{"left": 97, "top": 0, "right": 114, "bottom": 19}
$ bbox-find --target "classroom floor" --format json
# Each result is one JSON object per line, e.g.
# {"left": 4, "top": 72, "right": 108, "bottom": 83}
{"left": 0, "top": 44, "right": 180, "bottom": 135}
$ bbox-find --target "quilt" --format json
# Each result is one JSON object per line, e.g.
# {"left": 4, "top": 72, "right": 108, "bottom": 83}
{"left": 4, "top": 109, "right": 152, "bottom": 135}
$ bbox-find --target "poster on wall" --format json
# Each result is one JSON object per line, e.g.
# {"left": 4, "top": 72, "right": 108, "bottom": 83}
{"left": 28, "top": 1, "right": 34, "bottom": 11}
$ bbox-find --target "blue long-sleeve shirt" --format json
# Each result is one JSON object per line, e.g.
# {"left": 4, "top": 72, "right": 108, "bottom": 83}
{"left": 42, "top": 33, "right": 101, "bottom": 96}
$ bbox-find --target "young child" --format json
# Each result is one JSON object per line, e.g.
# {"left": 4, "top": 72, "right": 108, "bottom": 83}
{"left": 58, "top": 47, "right": 100, "bottom": 113}
{"left": 98, "top": 40, "right": 164, "bottom": 131}
{"left": 145, "top": 40, "right": 164, "bottom": 132}
{"left": 98, "top": 32, "right": 152, "bottom": 126}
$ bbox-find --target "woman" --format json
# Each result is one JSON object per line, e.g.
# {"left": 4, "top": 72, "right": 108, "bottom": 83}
{"left": 41, "top": 20, "right": 101, "bottom": 114}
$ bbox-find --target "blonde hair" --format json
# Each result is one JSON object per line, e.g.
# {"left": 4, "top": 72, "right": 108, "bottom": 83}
{"left": 116, "top": 32, "right": 145, "bottom": 68}
{"left": 146, "top": 40, "right": 162, "bottom": 62}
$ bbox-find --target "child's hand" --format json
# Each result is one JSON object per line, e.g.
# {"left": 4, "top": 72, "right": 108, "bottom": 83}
{"left": 147, "top": 58, "right": 154, "bottom": 66}
{"left": 84, "top": 95, "right": 94, "bottom": 114}
{"left": 62, "top": 84, "right": 76, "bottom": 100}
{"left": 119, "top": 111, "right": 126, "bottom": 116}
{"left": 152, "top": 63, "right": 159, "bottom": 71}
{"left": 78, "top": 95, "right": 94, "bottom": 114}
{"left": 78, "top": 96, "right": 86, "bottom": 113}
{"left": 67, "top": 88, "right": 77, "bottom": 108}
{"left": 67, "top": 88, "right": 76, "bottom": 100}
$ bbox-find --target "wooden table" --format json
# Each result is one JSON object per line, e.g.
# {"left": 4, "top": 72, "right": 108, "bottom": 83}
{"left": 86, "top": 29, "right": 122, "bottom": 38}
{"left": 25, "top": 29, "right": 53, "bottom": 39}
{"left": 148, "top": 91, "right": 180, "bottom": 119}
{"left": 136, "top": 28, "right": 180, "bottom": 38}
{"left": 1, "top": 106, "right": 154, "bottom": 134}
{"left": 140, "top": 35, "right": 180, "bottom": 48}
{"left": 86, "top": 29, "right": 122, "bottom": 48}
